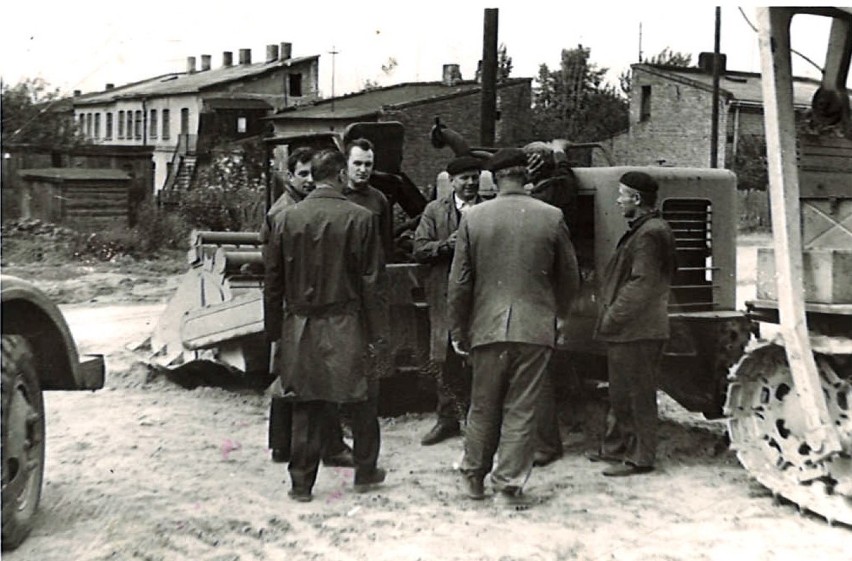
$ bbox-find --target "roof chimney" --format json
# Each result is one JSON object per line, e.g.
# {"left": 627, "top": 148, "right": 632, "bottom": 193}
{"left": 280, "top": 42, "right": 292, "bottom": 60}
{"left": 239, "top": 48, "right": 252, "bottom": 65}
{"left": 200, "top": 54, "right": 211, "bottom": 71}
{"left": 266, "top": 44, "right": 279, "bottom": 63}
{"left": 223, "top": 51, "right": 233, "bottom": 67}
{"left": 187, "top": 56, "right": 197, "bottom": 74}
{"left": 105, "top": 83, "right": 115, "bottom": 90}
{"left": 442, "top": 64, "right": 462, "bottom": 86}
{"left": 73, "top": 90, "right": 81, "bottom": 97}
{"left": 698, "top": 52, "right": 726, "bottom": 74}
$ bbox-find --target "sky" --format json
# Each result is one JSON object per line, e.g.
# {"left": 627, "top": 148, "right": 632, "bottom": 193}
{"left": 0, "top": 1, "right": 840, "bottom": 100}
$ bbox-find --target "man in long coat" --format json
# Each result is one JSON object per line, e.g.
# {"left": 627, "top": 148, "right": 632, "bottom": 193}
{"left": 448, "top": 148, "right": 579, "bottom": 506}
{"left": 592, "top": 171, "right": 676, "bottom": 476}
{"left": 264, "top": 149, "right": 388, "bottom": 502}
{"left": 413, "top": 155, "right": 483, "bottom": 445}
{"left": 261, "top": 146, "right": 353, "bottom": 468}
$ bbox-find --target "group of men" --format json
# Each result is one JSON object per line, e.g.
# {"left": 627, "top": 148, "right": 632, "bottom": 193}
{"left": 262, "top": 136, "right": 676, "bottom": 505}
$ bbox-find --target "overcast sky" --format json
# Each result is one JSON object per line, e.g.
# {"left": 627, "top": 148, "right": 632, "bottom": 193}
{"left": 0, "top": 1, "right": 838, "bottom": 99}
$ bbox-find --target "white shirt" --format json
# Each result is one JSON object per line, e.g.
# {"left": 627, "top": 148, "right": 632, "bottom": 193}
{"left": 454, "top": 192, "right": 475, "bottom": 215}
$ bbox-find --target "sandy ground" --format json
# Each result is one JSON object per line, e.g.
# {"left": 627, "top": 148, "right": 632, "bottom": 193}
{"left": 5, "top": 233, "right": 852, "bottom": 560}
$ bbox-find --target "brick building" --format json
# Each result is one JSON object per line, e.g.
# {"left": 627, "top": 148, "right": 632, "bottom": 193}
{"left": 71, "top": 43, "right": 319, "bottom": 193}
{"left": 266, "top": 67, "right": 533, "bottom": 191}
{"left": 605, "top": 53, "right": 849, "bottom": 168}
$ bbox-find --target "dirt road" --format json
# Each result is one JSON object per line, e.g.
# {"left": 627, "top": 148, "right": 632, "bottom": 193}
{"left": 5, "top": 235, "right": 851, "bottom": 560}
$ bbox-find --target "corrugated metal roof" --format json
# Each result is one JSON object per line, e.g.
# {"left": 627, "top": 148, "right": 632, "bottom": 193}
{"left": 18, "top": 168, "right": 131, "bottom": 181}
{"left": 269, "top": 78, "right": 530, "bottom": 120}
{"left": 73, "top": 55, "right": 317, "bottom": 105}
{"left": 635, "top": 64, "right": 841, "bottom": 107}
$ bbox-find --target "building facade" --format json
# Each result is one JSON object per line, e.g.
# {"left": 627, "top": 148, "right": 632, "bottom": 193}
{"left": 72, "top": 43, "right": 319, "bottom": 193}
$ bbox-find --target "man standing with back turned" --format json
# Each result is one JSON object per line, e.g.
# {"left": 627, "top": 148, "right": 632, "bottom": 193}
{"left": 448, "top": 148, "right": 579, "bottom": 507}
{"left": 264, "top": 149, "right": 387, "bottom": 502}
{"left": 592, "top": 171, "right": 676, "bottom": 477}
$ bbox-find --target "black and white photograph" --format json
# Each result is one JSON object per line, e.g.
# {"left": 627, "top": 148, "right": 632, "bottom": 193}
{"left": 1, "top": 2, "right": 851, "bottom": 560}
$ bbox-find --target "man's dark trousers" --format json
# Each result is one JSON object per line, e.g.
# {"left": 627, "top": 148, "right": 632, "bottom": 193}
{"left": 461, "top": 342, "right": 551, "bottom": 491}
{"left": 601, "top": 340, "right": 663, "bottom": 468}
{"left": 288, "top": 384, "right": 380, "bottom": 492}
{"left": 435, "top": 343, "right": 472, "bottom": 427}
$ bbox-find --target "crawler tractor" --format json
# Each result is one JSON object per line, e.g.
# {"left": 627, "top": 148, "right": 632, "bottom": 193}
{"left": 724, "top": 7, "right": 852, "bottom": 524}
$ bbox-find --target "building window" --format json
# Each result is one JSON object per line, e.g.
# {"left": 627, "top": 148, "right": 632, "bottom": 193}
{"left": 640, "top": 85, "right": 652, "bottom": 122}
{"left": 180, "top": 108, "right": 189, "bottom": 135}
{"left": 86, "top": 113, "right": 93, "bottom": 138}
{"left": 134, "top": 110, "right": 142, "bottom": 139}
{"left": 78, "top": 114, "right": 85, "bottom": 133}
{"left": 126, "top": 112, "right": 133, "bottom": 141}
{"left": 94, "top": 113, "right": 101, "bottom": 139}
{"left": 162, "top": 109, "right": 170, "bottom": 139}
{"left": 237, "top": 116, "right": 247, "bottom": 133}
{"left": 150, "top": 109, "right": 158, "bottom": 138}
{"left": 289, "top": 73, "right": 303, "bottom": 97}
{"left": 105, "top": 113, "right": 113, "bottom": 139}
{"left": 118, "top": 110, "right": 125, "bottom": 139}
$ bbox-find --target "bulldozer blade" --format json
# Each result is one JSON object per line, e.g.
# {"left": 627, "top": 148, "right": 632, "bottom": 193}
{"left": 181, "top": 290, "right": 264, "bottom": 350}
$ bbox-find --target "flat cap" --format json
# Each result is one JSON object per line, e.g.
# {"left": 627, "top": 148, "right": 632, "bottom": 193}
{"left": 619, "top": 171, "right": 659, "bottom": 194}
{"left": 484, "top": 148, "right": 527, "bottom": 172}
{"left": 446, "top": 155, "right": 483, "bottom": 176}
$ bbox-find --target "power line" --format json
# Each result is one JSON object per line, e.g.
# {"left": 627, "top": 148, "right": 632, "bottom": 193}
{"left": 737, "top": 6, "right": 824, "bottom": 73}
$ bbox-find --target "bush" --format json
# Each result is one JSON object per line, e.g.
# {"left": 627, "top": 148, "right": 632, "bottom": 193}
{"left": 178, "top": 150, "right": 266, "bottom": 232}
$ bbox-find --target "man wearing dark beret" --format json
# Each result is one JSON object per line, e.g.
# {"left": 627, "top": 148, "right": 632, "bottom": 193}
{"left": 591, "top": 170, "right": 676, "bottom": 476}
{"left": 448, "top": 148, "right": 579, "bottom": 506}
{"left": 414, "top": 155, "right": 483, "bottom": 445}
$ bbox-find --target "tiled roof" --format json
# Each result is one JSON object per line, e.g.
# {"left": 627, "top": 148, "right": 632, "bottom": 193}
{"left": 18, "top": 168, "right": 131, "bottom": 181}
{"left": 269, "top": 78, "right": 531, "bottom": 120}
{"left": 73, "top": 55, "right": 318, "bottom": 106}
{"left": 634, "top": 64, "right": 841, "bottom": 107}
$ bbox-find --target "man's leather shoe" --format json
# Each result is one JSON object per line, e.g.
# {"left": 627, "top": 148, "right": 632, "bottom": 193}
{"left": 322, "top": 448, "right": 355, "bottom": 468}
{"left": 533, "top": 451, "right": 562, "bottom": 467}
{"left": 586, "top": 451, "right": 621, "bottom": 463}
{"left": 602, "top": 463, "right": 654, "bottom": 477}
{"left": 494, "top": 488, "right": 532, "bottom": 510}
{"left": 354, "top": 467, "right": 386, "bottom": 493}
{"left": 288, "top": 488, "right": 313, "bottom": 502}
{"left": 462, "top": 476, "right": 485, "bottom": 500}
{"left": 420, "top": 422, "right": 461, "bottom": 446}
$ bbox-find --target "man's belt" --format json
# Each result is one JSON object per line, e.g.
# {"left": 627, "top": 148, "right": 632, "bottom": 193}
{"left": 287, "top": 299, "right": 360, "bottom": 318}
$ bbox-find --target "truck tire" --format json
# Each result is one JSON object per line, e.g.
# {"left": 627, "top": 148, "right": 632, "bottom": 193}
{"left": 1, "top": 335, "right": 45, "bottom": 550}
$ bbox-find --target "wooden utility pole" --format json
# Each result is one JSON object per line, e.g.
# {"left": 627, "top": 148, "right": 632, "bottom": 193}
{"left": 480, "top": 8, "right": 498, "bottom": 146}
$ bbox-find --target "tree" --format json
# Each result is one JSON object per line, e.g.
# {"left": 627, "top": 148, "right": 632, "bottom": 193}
{"left": 619, "top": 47, "right": 692, "bottom": 95}
{"left": 1, "top": 78, "right": 83, "bottom": 148}
{"left": 531, "top": 45, "right": 628, "bottom": 142}
{"left": 497, "top": 43, "right": 513, "bottom": 82}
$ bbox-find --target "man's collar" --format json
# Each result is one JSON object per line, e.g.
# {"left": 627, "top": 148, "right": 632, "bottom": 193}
{"left": 628, "top": 208, "right": 660, "bottom": 230}
{"left": 307, "top": 185, "right": 347, "bottom": 200}
{"left": 344, "top": 183, "right": 369, "bottom": 195}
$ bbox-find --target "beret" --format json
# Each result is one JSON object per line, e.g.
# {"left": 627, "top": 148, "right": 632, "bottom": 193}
{"left": 484, "top": 148, "right": 527, "bottom": 172}
{"left": 446, "top": 155, "right": 483, "bottom": 176}
{"left": 619, "top": 171, "right": 659, "bottom": 194}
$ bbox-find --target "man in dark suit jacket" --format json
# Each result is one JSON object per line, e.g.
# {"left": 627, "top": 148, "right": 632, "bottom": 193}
{"left": 592, "top": 171, "right": 676, "bottom": 477}
{"left": 448, "top": 148, "right": 579, "bottom": 507}
{"left": 414, "top": 155, "right": 483, "bottom": 446}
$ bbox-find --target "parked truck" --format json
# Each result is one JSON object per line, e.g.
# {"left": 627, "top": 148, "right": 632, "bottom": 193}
{"left": 1, "top": 275, "right": 105, "bottom": 549}
{"left": 724, "top": 6, "right": 852, "bottom": 524}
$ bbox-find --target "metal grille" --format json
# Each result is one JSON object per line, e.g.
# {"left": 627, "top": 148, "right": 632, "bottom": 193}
{"left": 662, "top": 198, "right": 716, "bottom": 311}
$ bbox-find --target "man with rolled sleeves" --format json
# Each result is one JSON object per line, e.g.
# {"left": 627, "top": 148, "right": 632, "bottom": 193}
{"left": 592, "top": 171, "right": 676, "bottom": 477}
{"left": 448, "top": 148, "right": 579, "bottom": 507}
{"left": 414, "top": 155, "right": 483, "bottom": 446}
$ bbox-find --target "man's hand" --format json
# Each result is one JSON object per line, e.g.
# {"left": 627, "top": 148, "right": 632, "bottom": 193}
{"left": 526, "top": 151, "right": 544, "bottom": 177}
{"left": 443, "top": 231, "right": 458, "bottom": 252}
{"left": 550, "top": 138, "right": 570, "bottom": 153}
{"left": 451, "top": 338, "right": 470, "bottom": 357}
{"left": 556, "top": 317, "right": 568, "bottom": 348}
